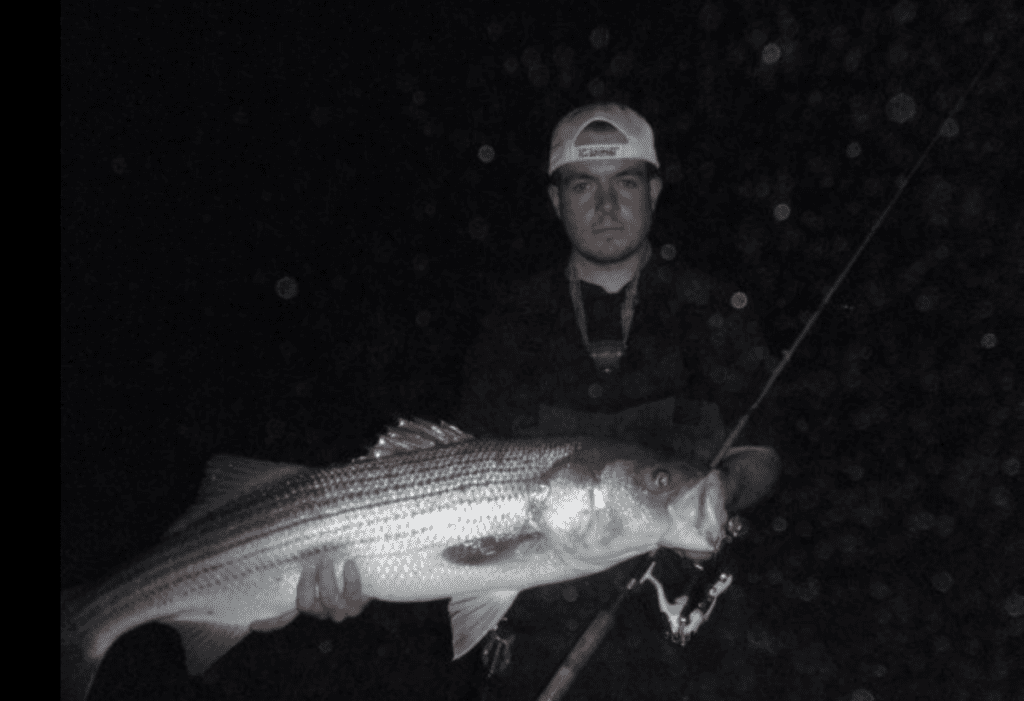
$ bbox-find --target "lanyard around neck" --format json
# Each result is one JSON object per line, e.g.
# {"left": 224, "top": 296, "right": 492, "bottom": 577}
{"left": 566, "top": 240, "right": 651, "bottom": 374}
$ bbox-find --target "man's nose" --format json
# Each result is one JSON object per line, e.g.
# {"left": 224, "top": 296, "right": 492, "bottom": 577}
{"left": 596, "top": 186, "right": 617, "bottom": 210}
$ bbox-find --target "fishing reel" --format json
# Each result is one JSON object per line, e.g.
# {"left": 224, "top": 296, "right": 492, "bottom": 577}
{"left": 643, "top": 515, "right": 749, "bottom": 647}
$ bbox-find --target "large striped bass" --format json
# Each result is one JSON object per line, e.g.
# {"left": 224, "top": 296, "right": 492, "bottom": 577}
{"left": 61, "top": 418, "right": 779, "bottom": 700}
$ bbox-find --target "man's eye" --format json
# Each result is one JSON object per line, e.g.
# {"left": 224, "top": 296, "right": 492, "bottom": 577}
{"left": 621, "top": 179, "right": 638, "bottom": 188}
{"left": 572, "top": 183, "right": 588, "bottom": 192}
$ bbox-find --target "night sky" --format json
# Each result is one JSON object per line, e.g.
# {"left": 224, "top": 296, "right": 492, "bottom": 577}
{"left": 61, "top": 2, "right": 1022, "bottom": 700}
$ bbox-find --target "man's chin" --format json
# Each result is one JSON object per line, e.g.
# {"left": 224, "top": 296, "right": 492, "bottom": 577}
{"left": 580, "top": 242, "right": 644, "bottom": 265}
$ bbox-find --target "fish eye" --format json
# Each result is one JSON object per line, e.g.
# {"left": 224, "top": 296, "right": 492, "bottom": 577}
{"left": 649, "top": 469, "right": 671, "bottom": 491}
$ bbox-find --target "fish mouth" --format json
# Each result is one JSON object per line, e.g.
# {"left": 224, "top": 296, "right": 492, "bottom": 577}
{"left": 662, "top": 471, "right": 728, "bottom": 556}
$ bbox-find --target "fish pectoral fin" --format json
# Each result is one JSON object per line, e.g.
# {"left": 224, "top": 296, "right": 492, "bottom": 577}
{"left": 447, "top": 590, "right": 519, "bottom": 661}
{"left": 442, "top": 532, "right": 544, "bottom": 566}
{"left": 165, "top": 620, "right": 250, "bottom": 676}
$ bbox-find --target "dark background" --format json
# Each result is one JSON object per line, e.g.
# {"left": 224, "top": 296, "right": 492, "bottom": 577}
{"left": 61, "top": 1, "right": 1021, "bottom": 700}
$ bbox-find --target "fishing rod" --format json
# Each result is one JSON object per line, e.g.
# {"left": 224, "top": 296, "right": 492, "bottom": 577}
{"left": 532, "top": 36, "right": 1008, "bottom": 701}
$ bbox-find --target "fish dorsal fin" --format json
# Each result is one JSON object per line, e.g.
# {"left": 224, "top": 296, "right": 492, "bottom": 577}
{"left": 166, "top": 456, "right": 311, "bottom": 534}
{"left": 356, "top": 418, "right": 474, "bottom": 461}
{"left": 165, "top": 620, "right": 250, "bottom": 675}
{"left": 447, "top": 590, "right": 519, "bottom": 660}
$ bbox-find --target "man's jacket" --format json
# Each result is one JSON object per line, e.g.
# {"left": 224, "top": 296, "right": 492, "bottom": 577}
{"left": 455, "top": 248, "right": 778, "bottom": 464}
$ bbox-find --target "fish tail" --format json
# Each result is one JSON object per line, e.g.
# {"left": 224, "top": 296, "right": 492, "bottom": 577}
{"left": 61, "top": 636, "right": 100, "bottom": 701}
{"left": 61, "top": 587, "right": 103, "bottom": 701}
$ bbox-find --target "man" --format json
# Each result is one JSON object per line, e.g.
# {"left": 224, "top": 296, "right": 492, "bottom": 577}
{"left": 298, "top": 102, "right": 780, "bottom": 694}
{"left": 457, "top": 102, "right": 776, "bottom": 462}
{"left": 449, "top": 103, "right": 780, "bottom": 691}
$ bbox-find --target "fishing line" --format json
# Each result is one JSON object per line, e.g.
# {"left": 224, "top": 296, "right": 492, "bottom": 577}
{"left": 534, "top": 35, "right": 1007, "bottom": 701}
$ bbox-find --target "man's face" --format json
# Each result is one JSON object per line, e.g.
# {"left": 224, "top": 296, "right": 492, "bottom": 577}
{"left": 547, "top": 158, "right": 663, "bottom": 264}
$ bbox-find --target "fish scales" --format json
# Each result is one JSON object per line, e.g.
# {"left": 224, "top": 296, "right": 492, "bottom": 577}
{"left": 64, "top": 438, "right": 577, "bottom": 641}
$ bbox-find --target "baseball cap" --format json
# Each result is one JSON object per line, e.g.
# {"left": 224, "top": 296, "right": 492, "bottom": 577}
{"left": 548, "top": 103, "right": 660, "bottom": 176}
